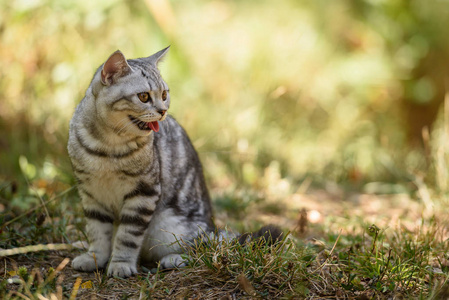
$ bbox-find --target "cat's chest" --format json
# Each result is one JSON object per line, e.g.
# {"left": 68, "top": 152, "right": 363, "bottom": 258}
{"left": 83, "top": 168, "right": 136, "bottom": 214}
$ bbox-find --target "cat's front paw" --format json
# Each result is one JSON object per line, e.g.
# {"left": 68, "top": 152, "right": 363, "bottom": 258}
{"left": 72, "top": 252, "right": 109, "bottom": 272}
{"left": 160, "top": 254, "right": 187, "bottom": 269}
{"left": 107, "top": 262, "right": 137, "bottom": 278}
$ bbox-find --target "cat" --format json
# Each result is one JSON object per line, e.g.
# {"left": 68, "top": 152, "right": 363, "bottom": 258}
{"left": 68, "top": 47, "right": 281, "bottom": 278}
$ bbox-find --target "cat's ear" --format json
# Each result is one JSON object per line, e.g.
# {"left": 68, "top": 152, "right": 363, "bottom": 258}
{"left": 146, "top": 46, "right": 170, "bottom": 67}
{"left": 101, "top": 50, "right": 132, "bottom": 86}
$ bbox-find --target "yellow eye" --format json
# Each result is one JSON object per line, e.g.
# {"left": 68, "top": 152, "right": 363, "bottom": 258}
{"left": 162, "top": 90, "right": 167, "bottom": 101}
{"left": 138, "top": 92, "right": 150, "bottom": 103}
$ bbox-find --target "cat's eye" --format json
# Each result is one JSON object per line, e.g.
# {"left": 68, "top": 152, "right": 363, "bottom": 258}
{"left": 162, "top": 90, "right": 168, "bottom": 101}
{"left": 138, "top": 92, "right": 150, "bottom": 103}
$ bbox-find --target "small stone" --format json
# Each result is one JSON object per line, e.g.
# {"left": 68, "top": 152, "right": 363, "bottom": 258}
{"left": 7, "top": 276, "right": 21, "bottom": 284}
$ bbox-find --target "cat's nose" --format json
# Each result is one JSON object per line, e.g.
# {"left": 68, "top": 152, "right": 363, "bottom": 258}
{"left": 158, "top": 110, "right": 166, "bottom": 116}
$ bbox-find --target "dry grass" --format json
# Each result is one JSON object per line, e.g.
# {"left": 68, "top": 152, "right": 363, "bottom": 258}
{"left": 2, "top": 187, "right": 449, "bottom": 299}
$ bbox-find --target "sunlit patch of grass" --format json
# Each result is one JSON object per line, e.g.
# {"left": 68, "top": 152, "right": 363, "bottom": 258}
{"left": 135, "top": 220, "right": 449, "bottom": 299}
{"left": 138, "top": 232, "right": 315, "bottom": 299}
{"left": 311, "top": 221, "right": 449, "bottom": 298}
{"left": 2, "top": 184, "right": 449, "bottom": 299}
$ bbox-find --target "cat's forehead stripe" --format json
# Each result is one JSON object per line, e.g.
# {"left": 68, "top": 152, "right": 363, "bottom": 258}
{"left": 148, "top": 68, "right": 164, "bottom": 90}
{"left": 129, "top": 60, "right": 165, "bottom": 91}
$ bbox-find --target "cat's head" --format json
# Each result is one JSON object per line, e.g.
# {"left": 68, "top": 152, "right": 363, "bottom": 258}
{"left": 90, "top": 47, "right": 170, "bottom": 137}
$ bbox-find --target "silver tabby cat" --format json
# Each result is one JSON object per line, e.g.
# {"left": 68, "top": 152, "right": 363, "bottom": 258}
{"left": 68, "top": 47, "right": 215, "bottom": 278}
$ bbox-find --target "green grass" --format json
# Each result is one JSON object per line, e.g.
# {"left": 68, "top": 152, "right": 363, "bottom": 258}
{"left": 1, "top": 178, "right": 449, "bottom": 299}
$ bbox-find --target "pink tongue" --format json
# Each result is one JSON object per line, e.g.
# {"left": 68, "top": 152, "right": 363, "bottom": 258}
{"left": 148, "top": 121, "right": 159, "bottom": 132}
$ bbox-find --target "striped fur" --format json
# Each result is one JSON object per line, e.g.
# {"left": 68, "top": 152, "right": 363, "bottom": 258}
{"left": 68, "top": 48, "right": 214, "bottom": 278}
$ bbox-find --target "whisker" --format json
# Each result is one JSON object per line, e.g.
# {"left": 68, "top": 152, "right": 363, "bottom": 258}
{"left": 113, "top": 116, "right": 133, "bottom": 132}
{"left": 116, "top": 118, "right": 139, "bottom": 135}
{"left": 117, "top": 122, "right": 135, "bottom": 135}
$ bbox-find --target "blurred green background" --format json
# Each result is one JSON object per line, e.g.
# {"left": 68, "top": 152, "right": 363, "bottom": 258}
{"left": 1, "top": 0, "right": 449, "bottom": 212}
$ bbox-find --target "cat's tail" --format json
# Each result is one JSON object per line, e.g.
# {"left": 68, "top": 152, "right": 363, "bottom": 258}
{"left": 236, "top": 225, "right": 284, "bottom": 246}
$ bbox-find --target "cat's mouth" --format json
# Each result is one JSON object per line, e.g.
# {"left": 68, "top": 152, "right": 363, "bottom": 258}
{"left": 129, "top": 116, "right": 160, "bottom": 132}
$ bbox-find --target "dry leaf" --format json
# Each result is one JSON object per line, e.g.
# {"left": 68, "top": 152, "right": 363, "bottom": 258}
{"left": 81, "top": 280, "right": 93, "bottom": 289}
{"left": 237, "top": 273, "right": 256, "bottom": 296}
